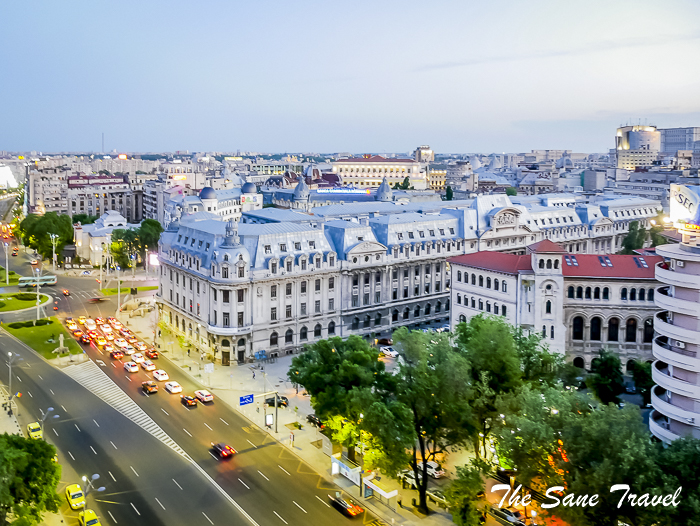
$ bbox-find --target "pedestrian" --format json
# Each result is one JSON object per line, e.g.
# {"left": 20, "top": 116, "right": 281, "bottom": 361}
{"left": 397, "top": 495, "right": 402, "bottom": 508}
{"left": 187, "top": 349, "right": 190, "bottom": 357}
{"left": 252, "top": 371, "right": 256, "bottom": 380}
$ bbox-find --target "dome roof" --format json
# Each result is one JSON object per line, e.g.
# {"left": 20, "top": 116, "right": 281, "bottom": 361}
{"left": 241, "top": 182, "right": 257, "bottom": 194}
{"left": 199, "top": 187, "right": 216, "bottom": 200}
{"left": 293, "top": 176, "right": 310, "bottom": 201}
{"left": 375, "top": 177, "right": 394, "bottom": 202}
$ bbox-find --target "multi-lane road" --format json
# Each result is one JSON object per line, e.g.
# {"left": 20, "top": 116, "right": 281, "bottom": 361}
{"left": 5, "top": 246, "right": 385, "bottom": 526}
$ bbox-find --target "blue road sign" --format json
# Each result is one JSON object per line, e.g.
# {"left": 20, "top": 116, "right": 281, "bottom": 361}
{"left": 240, "top": 394, "right": 254, "bottom": 406}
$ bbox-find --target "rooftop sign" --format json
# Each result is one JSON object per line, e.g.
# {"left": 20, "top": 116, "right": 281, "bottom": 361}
{"left": 317, "top": 188, "right": 371, "bottom": 195}
{"left": 670, "top": 184, "right": 700, "bottom": 231}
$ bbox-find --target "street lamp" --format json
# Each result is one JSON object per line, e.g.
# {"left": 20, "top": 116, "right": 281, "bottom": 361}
{"left": 39, "top": 406, "right": 59, "bottom": 433}
{"left": 49, "top": 233, "right": 58, "bottom": 272}
{"left": 34, "top": 264, "right": 45, "bottom": 321}
{"left": 6, "top": 352, "right": 22, "bottom": 413}
{"left": 98, "top": 243, "right": 105, "bottom": 290}
{"left": 2, "top": 242, "right": 8, "bottom": 285}
{"left": 116, "top": 265, "right": 121, "bottom": 312}
{"left": 81, "top": 474, "right": 106, "bottom": 502}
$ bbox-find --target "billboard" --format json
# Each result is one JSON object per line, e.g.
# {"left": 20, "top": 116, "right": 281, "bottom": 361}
{"left": 670, "top": 184, "right": 700, "bottom": 231}
{"left": 317, "top": 188, "right": 371, "bottom": 195}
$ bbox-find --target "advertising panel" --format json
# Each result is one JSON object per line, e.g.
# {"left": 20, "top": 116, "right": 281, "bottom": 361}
{"left": 670, "top": 184, "right": 700, "bottom": 231}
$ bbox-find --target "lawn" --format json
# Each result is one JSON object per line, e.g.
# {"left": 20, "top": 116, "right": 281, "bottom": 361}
{"left": 0, "top": 265, "right": 21, "bottom": 287}
{"left": 0, "top": 293, "right": 50, "bottom": 312}
{"left": 101, "top": 285, "right": 158, "bottom": 296}
{"left": 4, "top": 316, "right": 82, "bottom": 359}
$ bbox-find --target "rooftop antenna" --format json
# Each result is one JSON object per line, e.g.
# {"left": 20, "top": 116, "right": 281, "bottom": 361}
{"left": 102, "top": 133, "right": 104, "bottom": 153}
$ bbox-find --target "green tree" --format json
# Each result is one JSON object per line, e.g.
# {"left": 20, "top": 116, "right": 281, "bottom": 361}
{"left": 444, "top": 461, "right": 488, "bottom": 526}
{"left": 505, "top": 187, "right": 517, "bottom": 196}
{"left": 445, "top": 186, "right": 454, "bottom": 200}
{"left": 0, "top": 433, "right": 61, "bottom": 525}
{"left": 71, "top": 214, "right": 98, "bottom": 225}
{"left": 620, "top": 220, "right": 648, "bottom": 254}
{"left": 653, "top": 437, "right": 700, "bottom": 526}
{"left": 628, "top": 359, "right": 654, "bottom": 406}
{"left": 587, "top": 348, "right": 625, "bottom": 405}
{"left": 19, "top": 213, "right": 73, "bottom": 262}
{"left": 138, "top": 219, "right": 164, "bottom": 263}
{"left": 513, "top": 327, "right": 563, "bottom": 386}
{"left": 393, "top": 176, "right": 414, "bottom": 190}
{"left": 111, "top": 228, "right": 139, "bottom": 269}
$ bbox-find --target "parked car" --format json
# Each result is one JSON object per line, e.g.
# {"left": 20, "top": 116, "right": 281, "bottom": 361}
{"left": 490, "top": 507, "right": 525, "bottom": 526}
{"left": 377, "top": 338, "right": 393, "bottom": 346}
{"left": 265, "top": 396, "right": 289, "bottom": 407}
{"left": 427, "top": 489, "right": 448, "bottom": 507}
{"left": 418, "top": 460, "right": 445, "bottom": 479}
{"left": 380, "top": 346, "right": 399, "bottom": 358}
{"left": 306, "top": 414, "right": 324, "bottom": 428}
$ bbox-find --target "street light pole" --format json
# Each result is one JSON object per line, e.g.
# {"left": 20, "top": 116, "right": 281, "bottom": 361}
{"left": 81, "top": 474, "right": 106, "bottom": 503}
{"left": 116, "top": 265, "right": 121, "bottom": 313}
{"left": 6, "top": 353, "right": 21, "bottom": 414}
{"left": 39, "top": 406, "right": 59, "bottom": 433}
{"left": 99, "top": 244, "right": 104, "bottom": 290}
{"left": 35, "top": 264, "right": 44, "bottom": 322}
{"left": 2, "top": 242, "right": 8, "bottom": 285}
{"left": 49, "top": 233, "right": 58, "bottom": 273}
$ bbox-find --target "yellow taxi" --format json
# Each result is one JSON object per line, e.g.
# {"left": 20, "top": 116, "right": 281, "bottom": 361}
{"left": 78, "top": 316, "right": 87, "bottom": 325}
{"left": 67, "top": 322, "right": 78, "bottom": 331}
{"left": 78, "top": 509, "right": 102, "bottom": 526}
{"left": 96, "top": 337, "right": 107, "bottom": 347}
{"left": 27, "top": 422, "right": 42, "bottom": 439}
{"left": 104, "top": 333, "right": 114, "bottom": 341}
{"left": 65, "top": 484, "right": 85, "bottom": 509}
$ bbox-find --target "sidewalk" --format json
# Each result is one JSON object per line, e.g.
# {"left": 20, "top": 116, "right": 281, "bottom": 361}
{"left": 122, "top": 305, "right": 463, "bottom": 526}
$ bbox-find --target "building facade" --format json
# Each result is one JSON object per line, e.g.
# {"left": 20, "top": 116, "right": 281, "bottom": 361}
{"left": 615, "top": 125, "right": 661, "bottom": 170}
{"left": 332, "top": 155, "right": 427, "bottom": 190}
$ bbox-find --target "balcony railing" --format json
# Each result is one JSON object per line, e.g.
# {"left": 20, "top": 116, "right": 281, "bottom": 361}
{"left": 655, "top": 261, "right": 700, "bottom": 289}
{"left": 652, "top": 337, "right": 700, "bottom": 371}
{"left": 649, "top": 410, "right": 680, "bottom": 443}
{"left": 652, "top": 360, "right": 700, "bottom": 399}
{"left": 654, "top": 311, "right": 698, "bottom": 343}
{"left": 655, "top": 286, "right": 700, "bottom": 317}
{"left": 651, "top": 385, "right": 699, "bottom": 427}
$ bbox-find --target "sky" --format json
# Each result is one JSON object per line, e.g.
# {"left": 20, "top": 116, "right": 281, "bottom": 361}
{"left": 2, "top": 0, "right": 700, "bottom": 154}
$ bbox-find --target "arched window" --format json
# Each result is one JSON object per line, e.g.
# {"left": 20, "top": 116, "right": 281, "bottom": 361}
{"left": 471, "top": 274, "right": 476, "bottom": 285}
{"left": 314, "top": 324, "right": 322, "bottom": 338}
{"left": 494, "top": 279, "right": 499, "bottom": 291}
{"left": 221, "top": 339, "right": 230, "bottom": 348}
{"left": 626, "top": 360, "right": 636, "bottom": 373}
{"left": 630, "top": 288, "right": 637, "bottom": 301}
{"left": 639, "top": 289, "right": 645, "bottom": 301}
{"left": 486, "top": 302, "right": 491, "bottom": 313}
{"left": 457, "top": 271, "right": 462, "bottom": 282}
{"left": 403, "top": 308, "right": 410, "bottom": 320}
{"left": 625, "top": 319, "right": 637, "bottom": 343}
{"left": 478, "top": 299, "right": 484, "bottom": 310}
{"left": 494, "top": 304, "right": 499, "bottom": 315}
{"left": 643, "top": 319, "right": 653, "bottom": 343}
{"left": 603, "top": 287, "right": 609, "bottom": 300}
{"left": 576, "top": 286, "right": 583, "bottom": 299}
{"left": 425, "top": 304, "right": 431, "bottom": 315}
{"left": 546, "top": 300, "right": 552, "bottom": 314}
{"left": 573, "top": 357, "right": 585, "bottom": 369}
{"left": 539, "top": 259, "right": 545, "bottom": 269}
{"left": 237, "top": 338, "right": 245, "bottom": 348}
{"left": 457, "top": 294, "right": 462, "bottom": 304}
{"left": 375, "top": 313, "right": 382, "bottom": 325}
{"left": 621, "top": 288, "right": 627, "bottom": 300}
{"left": 648, "top": 288, "right": 654, "bottom": 301}
{"left": 364, "top": 315, "right": 371, "bottom": 328}
{"left": 594, "top": 287, "right": 600, "bottom": 300}
{"left": 568, "top": 286, "right": 574, "bottom": 298}
{"left": 300, "top": 327, "right": 308, "bottom": 340}
{"left": 436, "top": 301, "right": 441, "bottom": 313}
{"left": 550, "top": 325, "right": 554, "bottom": 339}
{"left": 352, "top": 317, "right": 359, "bottom": 330}
{"left": 328, "top": 321, "right": 336, "bottom": 335}
{"left": 414, "top": 305, "right": 421, "bottom": 317}
{"left": 270, "top": 332, "right": 278, "bottom": 346}
{"left": 546, "top": 259, "right": 552, "bottom": 269}
{"left": 573, "top": 316, "right": 584, "bottom": 340}
{"left": 590, "top": 317, "right": 602, "bottom": 341}
{"left": 285, "top": 329, "right": 293, "bottom": 343}
{"left": 585, "top": 287, "right": 591, "bottom": 299}
{"left": 608, "top": 318, "right": 619, "bottom": 342}
{"left": 542, "top": 325, "right": 547, "bottom": 337}
{"left": 479, "top": 275, "right": 484, "bottom": 287}
{"left": 502, "top": 282, "right": 507, "bottom": 293}
{"left": 486, "top": 277, "right": 491, "bottom": 288}
{"left": 392, "top": 309, "right": 399, "bottom": 322}
{"left": 554, "top": 259, "right": 559, "bottom": 269}
{"left": 458, "top": 314, "right": 466, "bottom": 323}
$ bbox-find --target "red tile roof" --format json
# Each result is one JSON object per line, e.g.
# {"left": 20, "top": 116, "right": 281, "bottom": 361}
{"left": 448, "top": 252, "right": 532, "bottom": 275}
{"left": 335, "top": 155, "right": 417, "bottom": 164}
{"left": 527, "top": 239, "right": 566, "bottom": 253}
{"left": 561, "top": 254, "right": 662, "bottom": 279}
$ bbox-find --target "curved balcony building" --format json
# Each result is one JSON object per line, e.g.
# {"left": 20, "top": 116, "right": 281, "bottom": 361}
{"left": 652, "top": 240, "right": 700, "bottom": 442}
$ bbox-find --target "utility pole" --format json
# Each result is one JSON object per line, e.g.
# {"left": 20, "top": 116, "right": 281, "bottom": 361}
{"left": 99, "top": 245, "right": 103, "bottom": 290}
{"left": 2, "top": 242, "right": 8, "bottom": 285}
{"left": 35, "top": 264, "right": 44, "bottom": 321}
{"left": 116, "top": 265, "right": 121, "bottom": 312}
{"left": 49, "top": 233, "right": 58, "bottom": 272}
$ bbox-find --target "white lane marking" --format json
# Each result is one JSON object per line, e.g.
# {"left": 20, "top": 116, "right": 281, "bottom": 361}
{"left": 74, "top": 424, "right": 81, "bottom": 432}
{"left": 183, "top": 428, "right": 192, "bottom": 437}
{"left": 172, "top": 479, "right": 183, "bottom": 490}
{"left": 247, "top": 439, "right": 257, "bottom": 449}
{"left": 108, "top": 510, "right": 117, "bottom": 523}
{"left": 204, "top": 423, "right": 212, "bottom": 431}
{"left": 155, "top": 497, "right": 165, "bottom": 510}
{"left": 315, "top": 495, "right": 331, "bottom": 508}
{"left": 53, "top": 428, "right": 58, "bottom": 436}
{"left": 27, "top": 391, "right": 32, "bottom": 398}
{"left": 273, "top": 511, "right": 288, "bottom": 524}
{"left": 202, "top": 512, "right": 214, "bottom": 525}
{"left": 238, "top": 478, "right": 250, "bottom": 489}
{"left": 38, "top": 375, "right": 43, "bottom": 380}
{"left": 161, "top": 408, "right": 169, "bottom": 416}
{"left": 125, "top": 375, "right": 131, "bottom": 382}
{"left": 49, "top": 389, "right": 55, "bottom": 395}
{"left": 130, "top": 466, "right": 139, "bottom": 477}
{"left": 111, "top": 362, "right": 116, "bottom": 368}
{"left": 61, "top": 405, "right": 66, "bottom": 412}
{"left": 131, "top": 503, "right": 140, "bottom": 516}
{"left": 68, "top": 451, "right": 75, "bottom": 461}
{"left": 16, "top": 376, "right": 21, "bottom": 382}
{"left": 220, "top": 418, "right": 229, "bottom": 426}
{"left": 278, "top": 465, "right": 290, "bottom": 476}
{"left": 110, "top": 441, "right": 118, "bottom": 450}
{"left": 258, "top": 470, "right": 269, "bottom": 481}
{"left": 209, "top": 452, "right": 218, "bottom": 460}
{"left": 293, "top": 501, "right": 307, "bottom": 513}
{"left": 90, "top": 446, "right": 97, "bottom": 455}
{"left": 109, "top": 471, "right": 116, "bottom": 482}
{"left": 93, "top": 419, "right": 100, "bottom": 427}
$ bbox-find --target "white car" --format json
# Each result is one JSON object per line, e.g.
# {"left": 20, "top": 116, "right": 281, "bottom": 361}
{"left": 380, "top": 346, "right": 399, "bottom": 358}
{"left": 418, "top": 460, "right": 445, "bottom": 479}
{"left": 123, "top": 362, "right": 139, "bottom": 373}
{"left": 102, "top": 325, "right": 112, "bottom": 334}
{"left": 153, "top": 370, "right": 169, "bottom": 381}
{"left": 194, "top": 390, "right": 213, "bottom": 403}
{"left": 136, "top": 342, "right": 148, "bottom": 351}
{"left": 114, "top": 338, "right": 127, "bottom": 348}
{"left": 141, "top": 360, "right": 156, "bottom": 371}
{"left": 84, "top": 320, "right": 96, "bottom": 331}
{"left": 111, "top": 321, "right": 123, "bottom": 330}
{"left": 123, "top": 345, "right": 135, "bottom": 355}
{"left": 164, "top": 381, "right": 182, "bottom": 394}
{"left": 131, "top": 353, "right": 145, "bottom": 363}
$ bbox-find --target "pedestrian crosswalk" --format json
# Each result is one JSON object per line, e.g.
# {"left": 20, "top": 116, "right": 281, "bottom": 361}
{"left": 62, "top": 360, "right": 190, "bottom": 460}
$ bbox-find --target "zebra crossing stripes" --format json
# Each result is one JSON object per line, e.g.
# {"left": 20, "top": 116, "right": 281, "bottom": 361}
{"left": 62, "top": 360, "right": 190, "bottom": 460}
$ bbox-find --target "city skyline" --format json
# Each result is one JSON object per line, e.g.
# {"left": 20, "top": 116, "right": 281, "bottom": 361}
{"left": 2, "top": 1, "right": 700, "bottom": 153}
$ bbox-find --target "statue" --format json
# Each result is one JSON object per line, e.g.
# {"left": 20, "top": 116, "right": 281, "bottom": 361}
{"left": 52, "top": 332, "right": 70, "bottom": 362}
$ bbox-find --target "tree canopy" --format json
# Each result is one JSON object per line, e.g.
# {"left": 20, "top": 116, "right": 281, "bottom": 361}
{"left": 587, "top": 348, "right": 625, "bottom": 405}
{"left": 19, "top": 213, "right": 73, "bottom": 262}
{"left": 445, "top": 186, "right": 454, "bottom": 200}
{"left": 619, "top": 220, "right": 648, "bottom": 254}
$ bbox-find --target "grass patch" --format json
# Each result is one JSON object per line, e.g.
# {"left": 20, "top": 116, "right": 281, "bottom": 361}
{"left": 101, "top": 285, "right": 158, "bottom": 296}
{"left": 0, "top": 293, "right": 50, "bottom": 312}
{"left": 0, "top": 265, "right": 21, "bottom": 287}
{"left": 4, "top": 316, "right": 82, "bottom": 359}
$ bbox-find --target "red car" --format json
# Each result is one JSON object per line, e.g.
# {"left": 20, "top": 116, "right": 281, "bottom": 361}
{"left": 211, "top": 443, "right": 236, "bottom": 459}
{"left": 145, "top": 349, "right": 159, "bottom": 359}
{"left": 110, "top": 350, "right": 124, "bottom": 360}
{"left": 80, "top": 334, "right": 91, "bottom": 344}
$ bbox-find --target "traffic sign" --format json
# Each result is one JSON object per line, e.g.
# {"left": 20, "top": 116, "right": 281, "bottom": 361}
{"left": 240, "top": 394, "right": 254, "bottom": 406}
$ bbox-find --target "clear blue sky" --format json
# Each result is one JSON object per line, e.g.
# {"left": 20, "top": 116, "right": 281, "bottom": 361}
{"left": 2, "top": 0, "right": 699, "bottom": 154}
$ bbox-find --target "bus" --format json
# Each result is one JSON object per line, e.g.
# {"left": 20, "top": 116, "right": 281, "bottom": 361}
{"left": 18, "top": 275, "right": 58, "bottom": 287}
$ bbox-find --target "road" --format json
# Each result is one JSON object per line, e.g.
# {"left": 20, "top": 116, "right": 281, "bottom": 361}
{"left": 5, "top": 252, "right": 385, "bottom": 525}
{"left": 2, "top": 330, "right": 255, "bottom": 526}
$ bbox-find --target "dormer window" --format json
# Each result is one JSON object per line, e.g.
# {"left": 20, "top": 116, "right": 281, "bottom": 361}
{"left": 408, "top": 232, "right": 414, "bottom": 239}
{"left": 178, "top": 235, "right": 182, "bottom": 242}
{"left": 184, "top": 237, "right": 189, "bottom": 244}
{"left": 224, "top": 255, "right": 229, "bottom": 262}
{"left": 429, "top": 230, "right": 435, "bottom": 236}
{"left": 280, "top": 244, "right": 287, "bottom": 252}
{"left": 286, "top": 259, "right": 292, "bottom": 272}
{"left": 358, "top": 236, "right": 364, "bottom": 241}
{"left": 397, "top": 233, "right": 403, "bottom": 240}
{"left": 265, "top": 245, "right": 271, "bottom": 254}
{"left": 301, "top": 259, "right": 307, "bottom": 271}
{"left": 315, "top": 256, "right": 321, "bottom": 267}
{"left": 222, "top": 267, "right": 229, "bottom": 279}
{"left": 206, "top": 243, "right": 210, "bottom": 250}
{"left": 419, "top": 231, "right": 425, "bottom": 238}
{"left": 449, "top": 228, "right": 455, "bottom": 234}
{"left": 295, "top": 242, "right": 301, "bottom": 250}
{"left": 439, "top": 229, "right": 445, "bottom": 235}
{"left": 309, "top": 241, "right": 315, "bottom": 249}
{"left": 238, "top": 267, "right": 244, "bottom": 278}
{"left": 271, "top": 262, "right": 277, "bottom": 274}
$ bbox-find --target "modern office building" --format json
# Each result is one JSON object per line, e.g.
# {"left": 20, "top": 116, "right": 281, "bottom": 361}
{"left": 615, "top": 125, "right": 661, "bottom": 170}
{"left": 650, "top": 184, "right": 700, "bottom": 442}
{"left": 659, "top": 127, "right": 700, "bottom": 155}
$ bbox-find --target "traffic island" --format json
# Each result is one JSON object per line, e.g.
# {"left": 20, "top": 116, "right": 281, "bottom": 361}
{"left": 3, "top": 317, "right": 83, "bottom": 360}
{"left": 0, "top": 292, "right": 50, "bottom": 312}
